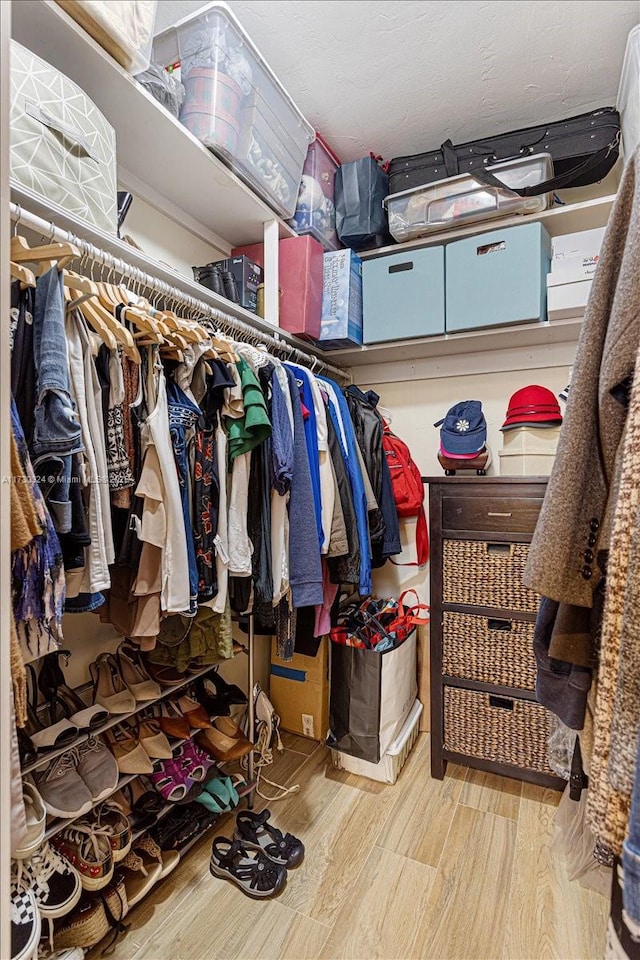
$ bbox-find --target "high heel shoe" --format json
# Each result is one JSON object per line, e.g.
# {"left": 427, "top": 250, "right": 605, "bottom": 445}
{"left": 155, "top": 701, "right": 191, "bottom": 741}
{"left": 17, "top": 726, "right": 37, "bottom": 766}
{"left": 192, "top": 677, "right": 230, "bottom": 719}
{"left": 25, "top": 665, "right": 78, "bottom": 752}
{"left": 208, "top": 671, "right": 247, "bottom": 706}
{"left": 196, "top": 726, "right": 253, "bottom": 763}
{"left": 105, "top": 726, "right": 154, "bottom": 775}
{"left": 176, "top": 696, "right": 212, "bottom": 730}
{"left": 116, "top": 643, "right": 161, "bottom": 702}
{"left": 137, "top": 720, "right": 173, "bottom": 760}
{"left": 38, "top": 651, "right": 109, "bottom": 731}
{"left": 90, "top": 654, "right": 136, "bottom": 715}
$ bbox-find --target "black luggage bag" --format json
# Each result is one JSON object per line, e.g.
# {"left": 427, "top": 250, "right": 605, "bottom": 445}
{"left": 388, "top": 107, "right": 621, "bottom": 197}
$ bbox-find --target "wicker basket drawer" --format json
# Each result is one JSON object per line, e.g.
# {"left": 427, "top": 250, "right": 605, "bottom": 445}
{"left": 442, "top": 612, "right": 536, "bottom": 690}
{"left": 442, "top": 539, "right": 538, "bottom": 612}
{"left": 443, "top": 686, "right": 553, "bottom": 774}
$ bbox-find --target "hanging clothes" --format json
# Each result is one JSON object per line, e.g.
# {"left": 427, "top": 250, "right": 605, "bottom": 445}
{"left": 285, "top": 363, "right": 324, "bottom": 549}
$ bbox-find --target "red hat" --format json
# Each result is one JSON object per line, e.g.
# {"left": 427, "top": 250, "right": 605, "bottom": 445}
{"left": 501, "top": 385, "right": 562, "bottom": 431}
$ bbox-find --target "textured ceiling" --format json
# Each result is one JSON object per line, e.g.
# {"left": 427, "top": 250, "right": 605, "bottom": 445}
{"left": 155, "top": 0, "right": 639, "bottom": 162}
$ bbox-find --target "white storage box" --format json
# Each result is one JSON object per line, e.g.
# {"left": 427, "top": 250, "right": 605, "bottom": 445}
{"left": 551, "top": 227, "right": 605, "bottom": 278}
{"left": 330, "top": 700, "right": 423, "bottom": 784}
{"left": 499, "top": 450, "right": 556, "bottom": 476}
{"left": 618, "top": 24, "right": 640, "bottom": 158}
{"left": 56, "top": 1, "right": 157, "bottom": 74}
{"left": 502, "top": 425, "right": 561, "bottom": 454}
{"left": 153, "top": 3, "right": 313, "bottom": 218}
{"left": 10, "top": 41, "right": 117, "bottom": 235}
{"left": 547, "top": 273, "right": 592, "bottom": 321}
{"left": 385, "top": 154, "right": 553, "bottom": 243}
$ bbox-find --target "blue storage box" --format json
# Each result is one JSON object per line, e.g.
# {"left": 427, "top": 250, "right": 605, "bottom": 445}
{"left": 318, "top": 249, "right": 363, "bottom": 349}
{"left": 445, "top": 222, "right": 552, "bottom": 332}
{"left": 363, "top": 247, "right": 445, "bottom": 343}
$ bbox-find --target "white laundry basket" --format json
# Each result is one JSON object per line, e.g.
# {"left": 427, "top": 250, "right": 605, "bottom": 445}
{"left": 330, "top": 700, "right": 423, "bottom": 784}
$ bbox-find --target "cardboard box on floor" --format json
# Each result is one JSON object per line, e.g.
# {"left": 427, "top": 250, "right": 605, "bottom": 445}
{"left": 269, "top": 637, "right": 329, "bottom": 741}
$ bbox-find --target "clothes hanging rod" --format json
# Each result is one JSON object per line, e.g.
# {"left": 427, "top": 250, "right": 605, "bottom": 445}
{"left": 8, "top": 199, "right": 351, "bottom": 384}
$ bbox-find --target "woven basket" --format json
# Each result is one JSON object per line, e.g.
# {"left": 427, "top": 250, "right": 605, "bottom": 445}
{"left": 442, "top": 540, "right": 538, "bottom": 612}
{"left": 54, "top": 896, "right": 111, "bottom": 951}
{"left": 443, "top": 686, "right": 553, "bottom": 773}
{"left": 442, "top": 611, "right": 536, "bottom": 690}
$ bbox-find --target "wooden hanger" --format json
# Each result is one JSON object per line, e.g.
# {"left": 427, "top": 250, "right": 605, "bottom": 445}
{"left": 65, "top": 273, "right": 141, "bottom": 363}
{"left": 64, "top": 285, "right": 118, "bottom": 351}
{"left": 10, "top": 261, "right": 36, "bottom": 288}
{"left": 11, "top": 235, "right": 80, "bottom": 270}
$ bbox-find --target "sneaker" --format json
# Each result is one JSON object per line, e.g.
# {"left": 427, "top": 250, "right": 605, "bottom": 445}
{"left": 92, "top": 801, "right": 132, "bottom": 862}
{"left": 12, "top": 783, "right": 46, "bottom": 860}
{"left": 16, "top": 842, "right": 82, "bottom": 919}
{"left": 52, "top": 822, "right": 114, "bottom": 891}
{"left": 209, "top": 837, "right": 287, "bottom": 900}
{"left": 76, "top": 737, "right": 119, "bottom": 802}
{"left": 10, "top": 878, "right": 40, "bottom": 960}
{"left": 34, "top": 751, "right": 93, "bottom": 819}
{"left": 234, "top": 809, "right": 305, "bottom": 868}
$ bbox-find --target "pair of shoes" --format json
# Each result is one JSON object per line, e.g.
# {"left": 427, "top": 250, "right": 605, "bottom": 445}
{"left": 105, "top": 718, "right": 173, "bottom": 775}
{"left": 53, "top": 873, "right": 129, "bottom": 953}
{"left": 90, "top": 645, "right": 161, "bottom": 715}
{"left": 119, "top": 832, "right": 177, "bottom": 907}
{"left": 11, "top": 783, "right": 46, "bottom": 860}
{"left": 52, "top": 818, "right": 115, "bottom": 892}
{"left": 24, "top": 665, "right": 79, "bottom": 754}
{"left": 34, "top": 739, "right": 119, "bottom": 819}
{"left": 38, "top": 651, "right": 109, "bottom": 733}
{"left": 209, "top": 810, "right": 304, "bottom": 900}
{"left": 147, "top": 740, "right": 213, "bottom": 802}
{"left": 196, "top": 716, "right": 253, "bottom": 763}
{"left": 193, "top": 673, "right": 246, "bottom": 717}
{"left": 195, "top": 774, "right": 238, "bottom": 814}
{"left": 14, "top": 841, "right": 83, "bottom": 920}
{"left": 150, "top": 802, "right": 217, "bottom": 851}
{"left": 155, "top": 696, "right": 212, "bottom": 740}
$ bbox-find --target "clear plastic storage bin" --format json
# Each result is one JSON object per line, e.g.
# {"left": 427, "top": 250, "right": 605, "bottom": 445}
{"left": 153, "top": 2, "right": 314, "bottom": 218}
{"left": 57, "top": 1, "right": 157, "bottom": 74}
{"left": 618, "top": 24, "right": 640, "bottom": 158}
{"left": 291, "top": 134, "right": 341, "bottom": 251}
{"left": 385, "top": 153, "right": 553, "bottom": 243}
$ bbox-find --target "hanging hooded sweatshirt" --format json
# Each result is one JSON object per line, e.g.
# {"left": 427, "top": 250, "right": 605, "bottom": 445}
{"left": 285, "top": 363, "right": 324, "bottom": 549}
{"left": 320, "top": 377, "right": 372, "bottom": 597}
{"left": 285, "top": 367, "right": 323, "bottom": 608}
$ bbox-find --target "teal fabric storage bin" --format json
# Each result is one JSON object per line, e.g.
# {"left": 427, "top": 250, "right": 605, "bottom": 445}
{"left": 362, "top": 247, "right": 445, "bottom": 344}
{"left": 445, "top": 222, "right": 551, "bottom": 332}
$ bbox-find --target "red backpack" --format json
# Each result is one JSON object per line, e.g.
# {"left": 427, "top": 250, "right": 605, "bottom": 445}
{"left": 382, "top": 423, "right": 429, "bottom": 567}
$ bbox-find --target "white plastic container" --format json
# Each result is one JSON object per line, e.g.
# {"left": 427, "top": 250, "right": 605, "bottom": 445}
{"left": 551, "top": 227, "right": 605, "bottom": 278}
{"left": 618, "top": 24, "right": 640, "bottom": 158}
{"left": 502, "top": 425, "right": 561, "bottom": 454}
{"left": 547, "top": 273, "right": 592, "bottom": 321}
{"left": 330, "top": 700, "right": 423, "bottom": 784}
{"left": 499, "top": 450, "right": 557, "bottom": 476}
{"left": 385, "top": 154, "right": 553, "bottom": 243}
{"left": 153, "top": 2, "right": 314, "bottom": 218}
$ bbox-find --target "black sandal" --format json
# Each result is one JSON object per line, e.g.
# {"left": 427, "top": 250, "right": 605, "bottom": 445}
{"left": 209, "top": 838, "right": 287, "bottom": 899}
{"left": 234, "top": 809, "right": 305, "bottom": 868}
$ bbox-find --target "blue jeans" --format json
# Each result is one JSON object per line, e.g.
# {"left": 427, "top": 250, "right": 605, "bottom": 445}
{"left": 622, "top": 730, "right": 640, "bottom": 926}
{"left": 31, "top": 267, "right": 83, "bottom": 533}
{"left": 167, "top": 380, "right": 201, "bottom": 616}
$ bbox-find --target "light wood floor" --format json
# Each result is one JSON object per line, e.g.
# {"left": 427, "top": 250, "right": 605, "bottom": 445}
{"left": 105, "top": 733, "right": 608, "bottom": 960}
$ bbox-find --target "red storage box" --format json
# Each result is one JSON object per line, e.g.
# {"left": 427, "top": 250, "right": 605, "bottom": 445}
{"left": 232, "top": 235, "right": 323, "bottom": 340}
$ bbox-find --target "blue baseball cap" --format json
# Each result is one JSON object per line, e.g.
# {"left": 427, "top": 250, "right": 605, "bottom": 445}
{"left": 434, "top": 400, "right": 487, "bottom": 455}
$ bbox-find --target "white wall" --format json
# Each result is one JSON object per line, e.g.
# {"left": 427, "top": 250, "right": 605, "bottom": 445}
{"left": 122, "top": 194, "right": 226, "bottom": 279}
{"left": 368, "top": 363, "right": 571, "bottom": 604}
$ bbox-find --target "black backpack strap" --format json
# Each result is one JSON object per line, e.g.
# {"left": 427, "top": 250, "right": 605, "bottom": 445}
{"left": 468, "top": 144, "right": 615, "bottom": 197}
{"left": 440, "top": 139, "right": 459, "bottom": 177}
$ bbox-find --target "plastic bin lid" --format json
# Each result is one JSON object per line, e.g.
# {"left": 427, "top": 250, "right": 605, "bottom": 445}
{"left": 154, "top": 1, "right": 313, "bottom": 140}
{"left": 617, "top": 23, "right": 640, "bottom": 110}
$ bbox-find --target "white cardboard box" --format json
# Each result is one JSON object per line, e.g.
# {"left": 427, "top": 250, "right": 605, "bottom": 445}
{"left": 551, "top": 227, "right": 605, "bottom": 278}
{"left": 499, "top": 450, "right": 556, "bottom": 476}
{"left": 502, "top": 425, "right": 561, "bottom": 453}
{"left": 547, "top": 272, "right": 592, "bottom": 320}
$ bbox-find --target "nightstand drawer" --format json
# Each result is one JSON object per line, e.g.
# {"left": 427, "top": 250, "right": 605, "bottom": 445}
{"left": 442, "top": 495, "right": 544, "bottom": 535}
{"left": 442, "top": 611, "right": 536, "bottom": 690}
{"left": 442, "top": 539, "right": 538, "bottom": 612}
